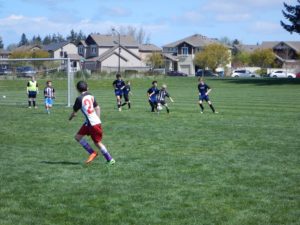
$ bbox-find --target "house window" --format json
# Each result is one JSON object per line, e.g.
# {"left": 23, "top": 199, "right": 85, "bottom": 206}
{"left": 182, "top": 47, "right": 188, "bottom": 55}
{"left": 91, "top": 47, "right": 97, "bottom": 54}
{"left": 79, "top": 46, "right": 84, "bottom": 54}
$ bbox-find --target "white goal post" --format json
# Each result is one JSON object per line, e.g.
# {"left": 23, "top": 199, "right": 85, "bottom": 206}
{"left": 0, "top": 57, "right": 75, "bottom": 107}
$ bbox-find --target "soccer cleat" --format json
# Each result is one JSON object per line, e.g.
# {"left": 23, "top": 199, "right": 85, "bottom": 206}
{"left": 214, "top": 111, "right": 219, "bottom": 114}
{"left": 28, "top": 106, "right": 31, "bottom": 109}
{"left": 85, "top": 152, "right": 98, "bottom": 164}
{"left": 200, "top": 111, "right": 203, "bottom": 114}
{"left": 107, "top": 158, "right": 115, "bottom": 165}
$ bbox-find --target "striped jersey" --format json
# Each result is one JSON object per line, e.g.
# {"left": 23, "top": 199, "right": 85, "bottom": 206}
{"left": 157, "top": 89, "right": 170, "bottom": 102}
{"left": 73, "top": 92, "right": 101, "bottom": 126}
{"left": 44, "top": 87, "right": 55, "bottom": 98}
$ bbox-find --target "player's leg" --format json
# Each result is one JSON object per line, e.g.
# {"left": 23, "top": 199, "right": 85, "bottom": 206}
{"left": 199, "top": 99, "right": 204, "bottom": 113}
{"left": 75, "top": 126, "right": 98, "bottom": 163}
{"left": 116, "top": 95, "right": 122, "bottom": 111}
{"left": 28, "top": 92, "right": 32, "bottom": 108}
{"left": 164, "top": 103, "right": 170, "bottom": 113}
{"left": 149, "top": 100, "right": 155, "bottom": 112}
{"left": 207, "top": 100, "right": 216, "bottom": 113}
{"left": 91, "top": 125, "right": 115, "bottom": 164}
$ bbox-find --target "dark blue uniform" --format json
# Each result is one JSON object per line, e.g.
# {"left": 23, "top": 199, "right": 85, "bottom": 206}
{"left": 113, "top": 79, "right": 125, "bottom": 96}
{"left": 123, "top": 84, "right": 131, "bottom": 102}
{"left": 147, "top": 87, "right": 159, "bottom": 103}
{"left": 198, "top": 83, "right": 210, "bottom": 101}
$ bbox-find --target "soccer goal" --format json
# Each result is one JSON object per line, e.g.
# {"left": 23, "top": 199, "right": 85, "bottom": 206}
{"left": 0, "top": 57, "right": 77, "bottom": 107}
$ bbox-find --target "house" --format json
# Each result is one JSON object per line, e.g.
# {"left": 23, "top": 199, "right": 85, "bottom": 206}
{"left": 43, "top": 41, "right": 81, "bottom": 71}
{"left": 0, "top": 49, "right": 11, "bottom": 59}
{"left": 78, "top": 34, "right": 154, "bottom": 72}
{"left": 162, "top": 34, "right": 231, "bottom": 75}
{"left": 139, "top": 44, "right": 162, "bottom": 66}
{"left": 14, "top": 44, "right": 42, "bottom": 52}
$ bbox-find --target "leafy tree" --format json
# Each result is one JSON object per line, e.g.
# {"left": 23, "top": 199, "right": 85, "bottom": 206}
{"left": 250, "top": 49, "right": 276, "bottom": 68}
{"left": 194, "top": 43, "right": 231, "bottom": 71}
{"left": 146, "top": 52, "right": 164, "bottom": 69}
{"left": 0, "top": 36, "right": 4, "bottom": 49}
{"left": 6, "top": 43, "right": 18, "bottom": 51}
{"left": 281, "top": 1, "right": 300, "bottom": 34}
{"left": 232, "top": 51, "right": 251, "bottom": 68}
{"left": 19, "top": 33, "right": 29, "bottom": 46}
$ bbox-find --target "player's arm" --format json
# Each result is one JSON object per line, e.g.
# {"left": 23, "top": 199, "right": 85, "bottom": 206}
{"left": 169, "top": 97, "right": 174, "bottom": 103}
{"left": 206, "top": 88, "right": 212, "bottom": 95}
{"left": 69, "top": 98, "right": 80, "bottom": 120}
{"left": 26, "top": 82, "right": 30, "bottom": 95}
{"left": 69, "top": 111, "right": 76, "bottom": 121}
{"left": 95, "top": 105, "right": 100, "bottom": 119}
{"left": 53, "top": 88, "right": 55, "bottom": 99}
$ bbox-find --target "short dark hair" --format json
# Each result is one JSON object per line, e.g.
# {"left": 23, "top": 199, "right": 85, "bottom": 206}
{"left": 116, "top": 73, "right": 121, "bottom": 78}
{"left": 76, "top": 81, "right": 88, "bottom": 92}
{"left": 152, "top": 80, "right": 157, "bottom": 85}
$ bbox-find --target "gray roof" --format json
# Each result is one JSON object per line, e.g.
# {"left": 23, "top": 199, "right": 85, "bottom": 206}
{"left": 78, "top": 40, "right": 87, "bottom": 47}
{"left": 261, "top": 41, "right": 300, "bottom": 52}
{"left": 43, "top": 41, "right": 72, "bottom": 51}
{"left": 15, "top": 44, "right": 42, "bottom": 51}
{"left": 163, "top": 34, "right": 222, "bottom": 48}
{"left": 139, "top": 44, "right": 161, "bottom": 52}
{"left": 89, "top": 34, "right": 139, "bottom": 48}
{"left": 234, "top": 44, "right": 260, "bottom": 53}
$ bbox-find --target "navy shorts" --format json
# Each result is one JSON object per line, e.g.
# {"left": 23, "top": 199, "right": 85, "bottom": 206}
{"left": 199, "top": 95, "right": 209, "bottom": 102}
{"left": 28, "top": 91, "right": 37, "bottom": 98}
{"left": 115, "top": 90, "right": 123, "bottom": 97}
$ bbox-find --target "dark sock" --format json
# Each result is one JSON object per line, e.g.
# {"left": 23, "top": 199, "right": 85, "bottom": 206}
{"left": 33, "top": 101, "right": 36, "bottom": 107}
{"left": 121, "top": 103, "right": 126, "bottom": 106}
{"left": 28, "top": 101, "right": 31, "bottom": 107}
{"left": 199, "top": 104, "right": 204, "bottom": 111}
{"left": 128, "top": 102, "right": 131, "bottom": 109}
{"left": 209, "top": 104, "right": 215, "bottom": 113}
{"left": 166, "top": 107, "right": 170, "bottom": 113}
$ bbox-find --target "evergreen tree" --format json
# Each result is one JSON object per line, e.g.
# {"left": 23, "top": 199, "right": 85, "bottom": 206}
{"left": 43, "top": 35, "right": 52, "bottom": 45}
{"left": 281, "top": 0, "right": 300, "bottom": 34}
{"left": 0, "top": 36, "right": 4, "bottom": 49}
{"left": 18, "top": 33, "right": 29, "bottom": 46}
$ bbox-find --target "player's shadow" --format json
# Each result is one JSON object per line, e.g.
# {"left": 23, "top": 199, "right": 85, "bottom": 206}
{"left": 40, "top": 161, "right": 81, "bottom": 165}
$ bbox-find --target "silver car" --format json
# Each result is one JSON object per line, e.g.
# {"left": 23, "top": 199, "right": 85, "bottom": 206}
{"left": 231, "top": 69, "right": 258, "bottom": 78}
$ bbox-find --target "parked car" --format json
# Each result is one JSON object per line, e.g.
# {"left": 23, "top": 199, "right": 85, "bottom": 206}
{"left": 270, "top": 70, "right": 296, "bottom": 78}
{"left": 195, "top": 69, "right": 218, "bottom": 77}
{"left": 231, "top": 69, "right": 259, "bottom": 78}
{"left": 16, "top": 66, "right": 37, "bottom": 77}
{"left": 0, "top": 68, "right": 13, "bottom": 75}
{"left": 296, "top": 72, "right": 300, "bottom": 78}
{"left": 167, "top": 70, "right": 188, "bottom": 77}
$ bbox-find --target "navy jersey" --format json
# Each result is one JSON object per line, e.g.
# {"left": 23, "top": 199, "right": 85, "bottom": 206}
{"left": 198, "top": 83, "right": 210, "bottom": 96}
{"left": 157, "top": 90, "right": 170, "bottom": 102}
{"left": 73, "top": 92, "right": 100, "bottom": 126}
{"left": 147, "top": 87, "right": 159, "bottom": 102}
{"left": 123, "top": 85, "right": 131, "bottom": 95}
{"left": 113, "top": 79, "right": 125, "bottom": 90}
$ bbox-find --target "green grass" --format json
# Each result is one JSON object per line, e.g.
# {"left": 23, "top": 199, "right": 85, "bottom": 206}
{"left": 0, "top": 77, "right": 299, "bottom": 225}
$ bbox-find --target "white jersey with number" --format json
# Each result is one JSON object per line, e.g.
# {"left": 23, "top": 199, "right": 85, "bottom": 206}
{"left": 73, "top": 92, "right": 101, "bottom": 126}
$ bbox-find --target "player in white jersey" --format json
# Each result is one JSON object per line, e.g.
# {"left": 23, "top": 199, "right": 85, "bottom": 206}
{"left": 44, "top": 80, "right": 55, "bottom": 114}
{"left": 157, "top": 84, "right": 174, "bottom": 113}
{"left": 69, "top": 81, "right": 115, "bottom": 165}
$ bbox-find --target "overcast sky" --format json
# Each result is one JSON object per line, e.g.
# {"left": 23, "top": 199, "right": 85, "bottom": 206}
{"left": 0, "top": 0, "right": 299, "bottom": 48}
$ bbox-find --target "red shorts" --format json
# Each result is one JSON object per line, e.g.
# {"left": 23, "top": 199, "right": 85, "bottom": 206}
{"left": 77, "top": 124, "right": 103, "bottom": 143}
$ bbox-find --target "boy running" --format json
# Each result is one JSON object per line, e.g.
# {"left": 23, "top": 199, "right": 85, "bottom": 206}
{"left": 157, "top": 84, "right": 174, "bottom": 113}
{"left": 27, "top": 76, "right": 38, "bottom": 108}
{"left": 112, "top": 73, "right": 125, "bottom": 111}
{"left": 44, "top": 80, "right": 55, "bottom": 114}
{"left": 121, "top": 81, "right": 132, "bottom": 109}
{"left": 69, "top": 81, "right": 115, "bottom": 165}
{"left": 197, "top": 78, "right": 217, "bottom": 113}
{"left": 147, "top": 81, "right": 159, "bottom": 112}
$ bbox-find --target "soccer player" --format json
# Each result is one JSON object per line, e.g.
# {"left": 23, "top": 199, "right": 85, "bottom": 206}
{"left": 44, "top": 80, "right": 55, "bottom": 114}
{"left": 121, "top": 81, "right": 132, "bottom": 109}
{"left": 197, "top": 78, "right": 217, "bottom": 113}
{"left": 157, "top": 84, "right": 174, "bottom": 113}
{"left": 26, "top": 76, "right": 38, "bottom": 108}
{"left": 69, "top": 81, "right": 115, "bottom": 165}
{"left": 112, "top": 73, "right": 125, "bottom": 111}
{"left": 147, "top": 81, "right": 159, "bottom": 112}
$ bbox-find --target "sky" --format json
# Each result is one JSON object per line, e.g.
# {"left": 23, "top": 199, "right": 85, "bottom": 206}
{"left": 0, "top": 0, "right": 299, "bottom": 48}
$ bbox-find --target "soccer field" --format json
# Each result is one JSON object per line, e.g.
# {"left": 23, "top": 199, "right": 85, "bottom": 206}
{"left": 0, "top": 77, "right": 299, "bottom": 225}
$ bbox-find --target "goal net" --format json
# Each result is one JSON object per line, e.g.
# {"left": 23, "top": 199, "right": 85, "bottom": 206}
{"left": 0, "top": 58, "right": 77, "bottom": 107}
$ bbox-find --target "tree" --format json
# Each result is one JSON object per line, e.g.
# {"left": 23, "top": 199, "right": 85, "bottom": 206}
{"left": 43, "top": 35, "right": 52, "bottom": 45}
{"left": 250, "top": 49, "right": 276, "bottom": 68}
{"left": 281, "top": 1, "right": 300, "bottom": 34}
{"left": 111, "top": 26, "right": 151, "bottom": 44}
{"left": 0, "top": 36, "right": 4, "bottom": 49}
{"left": 146, "top": 53, "right": 164, "bottom": 69}
{"left": 194, "top": 43, "right": 231, "bottom": 71}
{"left": 19, "top": 33, "right": 29, "bottom": 46}
{"left": 232, "top": 51, "right": 251, "bottom": 68}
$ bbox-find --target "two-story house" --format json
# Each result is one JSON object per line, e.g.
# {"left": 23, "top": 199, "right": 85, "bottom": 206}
{"left": 162, "top": 34, "right": 231, "bottom": 75}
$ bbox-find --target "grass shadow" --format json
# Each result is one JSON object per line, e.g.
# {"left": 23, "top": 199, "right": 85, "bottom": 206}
{"left": 222, "top": 78, "right": 300, "bottom": 86}
{"left": 40, "top": 161, "right": 81, "bottom": 165}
